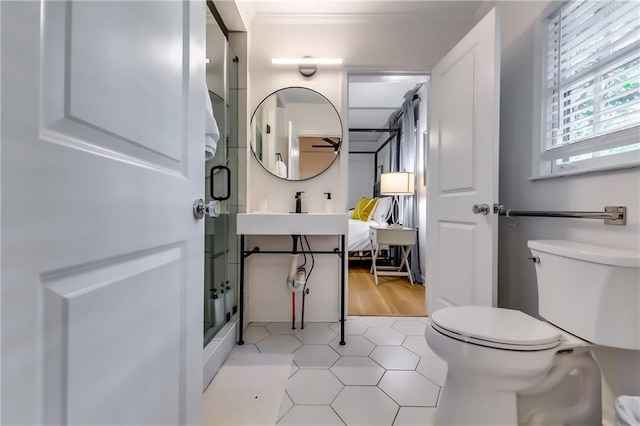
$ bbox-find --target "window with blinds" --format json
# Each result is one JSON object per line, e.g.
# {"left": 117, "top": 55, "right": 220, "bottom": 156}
{"left": 543, "top": 0, "right": 640, "bottom": 174}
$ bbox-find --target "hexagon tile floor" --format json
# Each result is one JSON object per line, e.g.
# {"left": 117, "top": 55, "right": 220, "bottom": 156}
{"left": 211, "top": 316, "right": 448, "bottom": 426}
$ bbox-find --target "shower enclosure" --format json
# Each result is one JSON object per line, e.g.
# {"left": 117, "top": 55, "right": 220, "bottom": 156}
{"left": 203, "top": 15, "right": 239, "bottom": 348}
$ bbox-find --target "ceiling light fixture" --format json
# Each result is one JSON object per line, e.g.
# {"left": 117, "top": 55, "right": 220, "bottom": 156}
{"left": 272, "top": 57, "right": 343, "bottom": 78}
{"left": 271, "top": 57, "right": 343, "bottom": 65}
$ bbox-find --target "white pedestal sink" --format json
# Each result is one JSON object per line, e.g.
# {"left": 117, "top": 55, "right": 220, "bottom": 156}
{"left": 236, "top": 213, "right": 348, "bottom": 235}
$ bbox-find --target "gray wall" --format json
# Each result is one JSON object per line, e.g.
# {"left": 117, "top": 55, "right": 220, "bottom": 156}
{"left": 348, "top": 154, "right": 375, "bottom": 209}
{"left": 496, "top": 2, "right": 640, "bottom": 423}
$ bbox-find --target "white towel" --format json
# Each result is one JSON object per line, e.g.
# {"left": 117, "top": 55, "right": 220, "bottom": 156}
{"left": 276, "top": 160, "right": 287, "bottom": 179}
{"left": 616, "top": 395, "right": 640, "bottom": 426}
{"left": 205, "top": 86, "right": 220, "bottom": 160}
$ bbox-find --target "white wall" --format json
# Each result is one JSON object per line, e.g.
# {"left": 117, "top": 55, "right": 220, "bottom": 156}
{"left": 497, "top": 2, "right": 640, "bottom": 423}
{"left": 348, "top": 154, "right": 374, "bottom": 208}
{"left": 246, "top": 24, "right": 348, "bottom": 323}
{"left": 247, "top": 76, "right": 345, "bottom": 214}
{"left": 245, "top": 14, "right": 476, "bottom": 322}
{"left": 417, "top": 84, "right": 428, "bottom": 283}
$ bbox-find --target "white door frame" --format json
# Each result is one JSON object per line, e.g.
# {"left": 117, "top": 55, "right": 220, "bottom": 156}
{"left": 343, "top": 70, "right": 430, "bottom": 316}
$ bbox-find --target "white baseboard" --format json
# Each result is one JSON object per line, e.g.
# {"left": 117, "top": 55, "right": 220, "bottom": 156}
{"left": 202, "top": 314, "right": 239, "bottom": 392}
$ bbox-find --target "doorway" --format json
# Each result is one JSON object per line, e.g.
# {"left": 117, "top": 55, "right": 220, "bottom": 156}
{"left": 346, "top": 73, "right": 429, "bottom": 316}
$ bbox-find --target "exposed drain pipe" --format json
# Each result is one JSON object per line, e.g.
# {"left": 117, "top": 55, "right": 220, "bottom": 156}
{"left": 287, "top": 235, "right": 306, "bottom": 329}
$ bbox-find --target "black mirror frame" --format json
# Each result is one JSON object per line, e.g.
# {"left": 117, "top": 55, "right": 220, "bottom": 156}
{"left": 249, "top": 86, "right": 343, "bottom": 181}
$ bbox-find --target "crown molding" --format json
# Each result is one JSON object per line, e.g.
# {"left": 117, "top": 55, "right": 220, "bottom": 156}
{"left": 252, "top": 11, "right": 476, "bottom": 26}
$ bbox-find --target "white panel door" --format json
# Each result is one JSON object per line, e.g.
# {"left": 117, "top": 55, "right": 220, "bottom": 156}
{"left": 427, "top": 8, "right": 500, "bottom": 313}
{"left": 1, "top": 1, "right": 204, "bottom": 424}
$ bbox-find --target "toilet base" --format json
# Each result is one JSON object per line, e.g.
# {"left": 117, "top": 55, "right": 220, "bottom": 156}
{"left": 436, "top": 371, "right": 518, "bottom": 425}
{"left": 434, "top": 351, "right": 602, "bottom": 426}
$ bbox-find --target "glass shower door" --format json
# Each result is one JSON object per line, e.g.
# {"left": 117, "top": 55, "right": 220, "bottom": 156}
{"left": 203, "top": 44, "right": 238, "bottom": 348}
{"left": 204, "top": 90, "right": 228, "bottom": 346}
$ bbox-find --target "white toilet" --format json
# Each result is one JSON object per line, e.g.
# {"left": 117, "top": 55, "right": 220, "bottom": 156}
{"left": 424, "top": 240, "right": 640, "bottom": 425}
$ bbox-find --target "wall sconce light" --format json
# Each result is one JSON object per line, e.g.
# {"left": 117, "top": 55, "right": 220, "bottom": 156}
{"left": 271, "top": 56, "right": 343, "bottom": 78}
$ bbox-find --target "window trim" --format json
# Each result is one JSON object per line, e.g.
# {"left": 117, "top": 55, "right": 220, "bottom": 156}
{"left": 530, "top": 1, "right": 640, "bottom": 180}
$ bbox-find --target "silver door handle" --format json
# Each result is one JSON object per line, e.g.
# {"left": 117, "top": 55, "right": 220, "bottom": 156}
{"left": 472, "top": 203, "right": 490, "bottom": 215}
{"left": 193, "top": 198, "right": 220, "bottom": 219}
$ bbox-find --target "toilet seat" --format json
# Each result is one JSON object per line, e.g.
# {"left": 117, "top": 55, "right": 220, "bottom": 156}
{"left": 430, "top": 306, "right": 563, "bottom": 351}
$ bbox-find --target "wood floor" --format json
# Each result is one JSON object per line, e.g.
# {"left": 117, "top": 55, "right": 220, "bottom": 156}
{"left": 348, "top": 263, "right": 426, "bottom": 316}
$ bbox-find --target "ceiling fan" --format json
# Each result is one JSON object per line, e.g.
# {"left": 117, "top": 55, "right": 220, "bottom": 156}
{"left": 312, "top": 137, "right": 341, "bottom": 152}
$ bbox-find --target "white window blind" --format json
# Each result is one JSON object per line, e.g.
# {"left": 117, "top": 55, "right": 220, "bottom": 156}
{"left": 543, "top": 0, "right": 640, "bottom": 173}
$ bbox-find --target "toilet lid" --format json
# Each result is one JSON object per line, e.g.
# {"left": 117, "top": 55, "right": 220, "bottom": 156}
{"left": 430, "top": 306, "right": 563, "bottom": 351}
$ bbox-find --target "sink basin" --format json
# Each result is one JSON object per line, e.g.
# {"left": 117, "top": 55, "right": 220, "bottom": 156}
{"left": 237, "top": 213, "right": 348, "bottom": 235}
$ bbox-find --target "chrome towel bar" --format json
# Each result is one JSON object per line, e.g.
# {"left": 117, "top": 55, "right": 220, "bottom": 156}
{"left": 498, "top": 205, "right": 626, "bottom": 225}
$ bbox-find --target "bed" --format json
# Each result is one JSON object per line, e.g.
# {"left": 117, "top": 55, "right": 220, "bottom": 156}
{"left": 348, "top": 197, "right": 393, "bottom": 253}
{"left": 348, "top": 218, "right": 378, "bottom": 251}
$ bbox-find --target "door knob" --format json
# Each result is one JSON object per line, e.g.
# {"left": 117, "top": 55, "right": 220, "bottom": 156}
{"left": 193, "top": 199, "right": 220, "bottom": 220}
{"left": 472, "top": 203, "right": 490, "bottom": 215}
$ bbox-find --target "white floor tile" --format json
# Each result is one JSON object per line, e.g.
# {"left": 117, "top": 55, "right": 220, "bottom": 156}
{"left": 330, "top": 356, "right": 384, "bottom": 385}
{"left": 277, "top": 392, "right": 293, "bottom": 421}
{"left": 277, "top": 405, "right": 345, "bottom": 425}
{"left": 203, "top": 354, "right": 291, "bottom": 426}
{"left": 230, "top": 343, "right": 260, "bottom": 356}
{"left": 389, "top": 316, "right": 422, "bottom": 321}
{"left": 392, "top": 320, "right": 426, "bottom": 336}
{"left": 266, "top": 322, "right": 298, "bottom": 335}
{"left": 416, "top": 356, "right": 448, "bottom": 387}
{"left": 210, "top": 316, "right": 449, "bottom": 426}
{"left": 289, "top": 363, "right": 299, "bottom": 378}
{"left": 378, "top": 371, "right": 440, "bottom": 406}
{"left": 243, "top": 325, "right": 269, "bottom": 344}
{"left": 257, "top": 335, "right": 302, "bottom": 354}
{"left": 364, "top": 328, "right": 406, "bottom": 346}
{"left": 287, "top": 369, "right": 344, "bottom": 405}
{"left": 329, "top": 335, "right": 375, "bottom": 357}
{"left": 293, "top": 345, "right": 340, "bottom": 368}
{"left": 370, "top": 346, "right": 420, "bottom": 370}
{"left": 295, "top": 324, "right": 338, "bottom": 344}
{"left": 402, "top": 336, "right": 437, "bottom": 357}
{"left": 330, "top": 319, "right": 368, "bottom": 336}
{"left": 393, "top": 407, "right": 437, "bottom": 426}
{"left": 359, "top": 316, "right": 396, "bottom": 328}
{"left": 332, "top": 386, "right": 399, "bottom": 426}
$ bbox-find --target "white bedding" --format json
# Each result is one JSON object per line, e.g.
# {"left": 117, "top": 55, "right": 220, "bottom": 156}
{"left": 347, "top": 197, "right": 393, "bottom": 252}
{"left": 348, "top": 219, "right": 377, "bottom": 251}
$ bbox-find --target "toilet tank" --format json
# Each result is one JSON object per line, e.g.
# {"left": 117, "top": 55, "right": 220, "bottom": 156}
{"left": 528, "top": 240, "right": 640, "bottom": 350}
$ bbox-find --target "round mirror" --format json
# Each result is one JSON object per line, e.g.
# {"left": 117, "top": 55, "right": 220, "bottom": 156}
{"left": 250, "top": 87, "right": 342, "bottom": 180}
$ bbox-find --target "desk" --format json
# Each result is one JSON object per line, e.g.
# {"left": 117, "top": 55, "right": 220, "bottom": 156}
{"left": 369, "top": 226, "right": 416, "bottom": 285}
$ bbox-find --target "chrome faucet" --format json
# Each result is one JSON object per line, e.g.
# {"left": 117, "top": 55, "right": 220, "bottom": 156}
{"left": 295, "top": 191, "right": 304, "bottom": 213}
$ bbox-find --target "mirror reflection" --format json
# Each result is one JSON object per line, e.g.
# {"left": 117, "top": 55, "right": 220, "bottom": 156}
{"left": 251, "top": 87, "right": 342, "bottom": 180}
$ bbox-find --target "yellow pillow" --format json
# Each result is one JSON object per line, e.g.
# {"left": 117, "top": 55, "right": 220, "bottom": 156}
{"left": 352, "top": 197, "right": 378, "bottom": 221}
